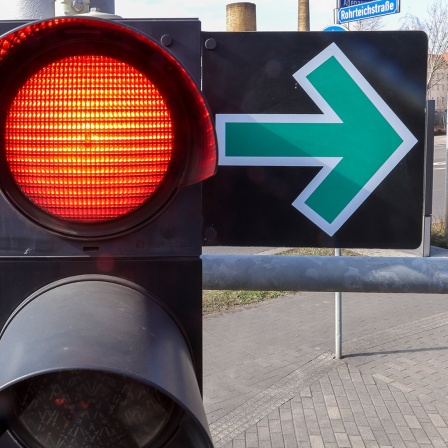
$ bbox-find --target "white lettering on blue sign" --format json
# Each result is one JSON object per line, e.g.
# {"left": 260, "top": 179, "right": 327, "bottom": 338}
{"left": 338, "top": 0, "right": 399, "bottom": 23}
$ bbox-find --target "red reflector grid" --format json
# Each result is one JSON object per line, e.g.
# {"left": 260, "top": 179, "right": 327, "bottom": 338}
{"left": 5, "top": 55, "right": 174, "bottom": 223}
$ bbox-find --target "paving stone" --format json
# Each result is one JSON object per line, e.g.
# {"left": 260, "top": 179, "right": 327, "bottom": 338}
{"left": 203, "top": 261, "right": 448, "bottom": 447}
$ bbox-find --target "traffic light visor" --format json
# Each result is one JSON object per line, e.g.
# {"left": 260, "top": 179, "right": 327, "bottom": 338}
{"left": 0, "top": 276, "right": 213, "bottom": 447}
{"left": 0, "top": 18, "right": 216, "bottom": 237}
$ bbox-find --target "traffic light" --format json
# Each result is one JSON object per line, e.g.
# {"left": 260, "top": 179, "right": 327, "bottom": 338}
{"left": 0, "top": 16, "right": 216, "bottom": 448}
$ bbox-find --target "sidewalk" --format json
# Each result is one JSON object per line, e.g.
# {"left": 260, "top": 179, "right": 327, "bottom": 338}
{"left": 203, "top": 247, "right": 448, "bottom": 447}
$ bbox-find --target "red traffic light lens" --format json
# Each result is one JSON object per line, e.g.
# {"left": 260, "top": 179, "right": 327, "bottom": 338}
{"left": 0, "top": 18, "right": 217, "bottom": 238}
{"left": 6, "top": 54, "right": 174, "bottom": 223}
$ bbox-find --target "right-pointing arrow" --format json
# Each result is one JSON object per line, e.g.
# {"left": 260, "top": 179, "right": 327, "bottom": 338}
{"left": 216, "top": 43, "right": 417, "bottom": 236}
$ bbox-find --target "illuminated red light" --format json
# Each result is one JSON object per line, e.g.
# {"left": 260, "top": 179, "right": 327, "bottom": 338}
{"left": 0, "top": 18, "right": 217, "bottom": 237}
{"left": 5, "top": 54, "right": 174, "bottom": 223}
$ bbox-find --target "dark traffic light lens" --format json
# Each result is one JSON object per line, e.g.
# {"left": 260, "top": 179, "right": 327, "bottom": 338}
{"left": 10, "top": 370, "right": 177, "bottom": 448}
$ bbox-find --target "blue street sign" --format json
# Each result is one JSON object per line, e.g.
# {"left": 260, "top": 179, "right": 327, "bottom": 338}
{"left": 323, "top": 25, "right": 348, "bottom": 31}
{"left": 337, "top": 0, "right": 400, "bottom": 24}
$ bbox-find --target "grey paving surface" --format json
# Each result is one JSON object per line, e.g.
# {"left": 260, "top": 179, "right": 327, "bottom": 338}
{"left": 203, "top": 247, "right": 448, "bottom": 447}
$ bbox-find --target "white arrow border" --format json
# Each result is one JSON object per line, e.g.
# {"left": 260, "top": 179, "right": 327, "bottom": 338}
{"left": 216, "top": 42, "right": 418, "bottom": 236}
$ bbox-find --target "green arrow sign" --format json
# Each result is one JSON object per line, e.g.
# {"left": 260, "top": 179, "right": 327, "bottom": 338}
{"left": 216, "top": 43, "right": 417, "bottom": 236}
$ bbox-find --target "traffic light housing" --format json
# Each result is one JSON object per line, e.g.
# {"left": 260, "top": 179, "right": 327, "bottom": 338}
{"left": 0, "top": 17, "right": 215, "bottom": 447}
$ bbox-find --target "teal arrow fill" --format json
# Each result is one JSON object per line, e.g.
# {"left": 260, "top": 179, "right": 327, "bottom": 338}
{"left": 216, "top": 43, "right": 417, "bottom": 236}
